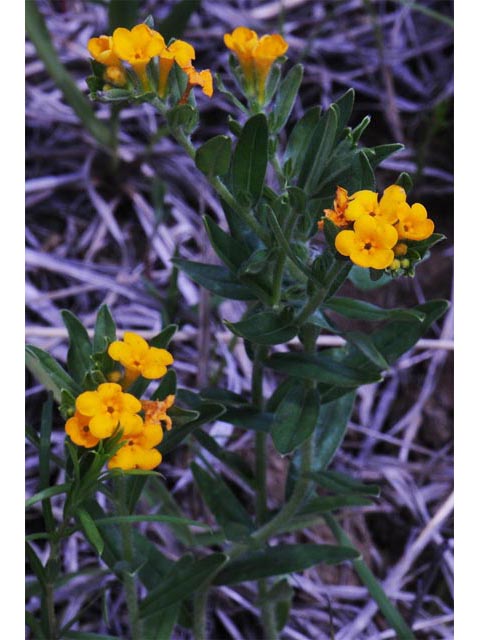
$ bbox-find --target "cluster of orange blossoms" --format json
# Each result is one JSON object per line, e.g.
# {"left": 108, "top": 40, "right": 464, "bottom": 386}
{"left": 320, "top": 185, "right": 435, "bottom": 270}
{"left": 65, "top": 332, "right": 174, "bottom": 471}
{"left": 224, "top": 27, "right": 288, "bottom": 103}
{"left": 87, "top": 23, "right": 213, "bottom": 100}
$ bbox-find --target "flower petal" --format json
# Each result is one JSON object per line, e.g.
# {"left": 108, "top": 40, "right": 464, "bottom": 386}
{"left": 335, "top": 230, "right": 356, "bottom": 256}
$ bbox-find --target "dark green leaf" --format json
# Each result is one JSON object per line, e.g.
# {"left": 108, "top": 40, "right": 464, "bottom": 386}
{"left": 284, "top": 106, "right": 322, "bottom": 177}
{"left": 93, "top": 304, "right": 116, "bottom": 353}
{"left": 108, "top": 0, "right": 139, "bottom": 30}
{"left": 225, "top": 309, "right": 297, "bottom": 346}
{"left": 333, "top": 88, "right": 355, "bottom": 140}
{"left": 366, "top": 143, "right": 404, "bottom": 168}
{"left": 26, "top": 345, "right": 81, "bottom": 402}
{"left": 351, "top": 115, "right": 371, "bottom": 144}
{"left": 77, "top": 508, "right": 104, "bottom": 556}
{"left": 307, "top": 470, "right": 380, "bottom": 497}
{"left": 344, "top": 331, "right": 390, "bottom": 370}
{"left": 214, "top": 544, "right": 359, "bottom": 585}
{"left": 265, "top": 353, "right": 382, "bottom": 386}
{"left": 194, "top": 430, "right": 254, "bottom": 486}
{"left": 203, "top": 215, "right": 250, "bottom": 271}
{"left": 140, "top": 553, "right": 227, "bottom": 617}
{"left": 195, "top": 135, "right": 232, "bottom": 177}
{"left": 157, "top": 0, "right": 200, "bottom": 41}
{"left": 173, "top": 258, "right": 257, "bottom": 300}
{"left": 149, "top": 324, "right": 177, "bottom": 349}
{"left": 396, "top": 171, "right": 413, "bottom": 193}
{"left": 298, "top": 494, "right": 373, "bottom": 516}
{"left": 151, "top": 369, "right": 177, "bottom": 400}
{"left": 271, "top": 385, "right": 321, "bottom": 455}
{"left": 299, "top": 106, "right": 338, "bottom": 194}
{"left": 63, "top": 632, "right": 119, "bottom": 640}
{"left": 159, "top": 402, "right": 225, "bottom": 454}
{"left": 348, "top": 265, "right": 391, "bottom": 291}
{"left": 141, "top": 604, "right": 179, "bottom": 640}
{"left": 61, "top": 310, "right": 92, "bottom": 383}
{"left": 313, "top": 392, "right": 356, "bottom": 470}
{"left": 324, "top": 297, "right": 425, "bottom": 322}
{"left": 270, "top": 63, "right": 303, "bottom": 132}
{"left": 167, "top": 104, "right": 198, "bottom": 132}
{"left": 220, "top": 406, "right": 273, "bottom": 432}
{"left": 232, "top": 114, "right": 269, "bottom": 205}
{"left": 349, "top": 149, "right": 375, "bottom": 192}
{"left": 25, "top": 483, "right": 72, "bottom": 509}
{"left": 191, "top": 463, "right": 254, "bottom": 540}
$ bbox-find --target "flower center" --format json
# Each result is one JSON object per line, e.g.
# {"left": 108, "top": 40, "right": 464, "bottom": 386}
{"left": 363, "top": 242, "right": 373, "bottom": 251}
{"left": 107, "top": 406, "right": 115, "bottom": 414}
{"left": 82, "top": 425, "right": 90, "bottom": 433}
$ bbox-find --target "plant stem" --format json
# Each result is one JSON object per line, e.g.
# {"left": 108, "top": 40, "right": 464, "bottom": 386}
{"left": 193, "top": 588, "right": 209, "bottom": 640}
{"left": 115, "top": 477, "right": 141, "bottom": 640}
{"left": 271, "top": 209, "right": 297, "bottom": 308}
{"left": 294, "top": 260, "right": 347, "bottom": 325}
{"left": 253, "top": 345, "right": 268, "bottom": 525}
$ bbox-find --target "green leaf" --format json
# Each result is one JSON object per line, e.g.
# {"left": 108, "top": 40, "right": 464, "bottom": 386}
{"left": 351, "top": 115, "right": 371, "bottom": 144}
{"left": 25, "top": 542, "right": 47, "bottom": 591}
{"left": 25, "top": 1, "right": 114, "bottom": 149}
{"left": 203, "top": 215, "right": 250, "bottom": 272}
{"left": 39, "top": 395, "right": 55, "bottom": 532}
{"left": 149, "top": 324, "right": 177, "bottom": 349}
{"left": 218, "top": 406, "right": 273, "bottom": 432}
{"left": 159, "top": 402, "right": 225, "bottom": 454}
{"left": 25, "top": 345, "right": 80, "bottom": 402}
{"left": 298, "top": 494, "right": 373, "bottom": 516}
{"left": 323, "top": 297, "right": 425, "bottom": 322}
{"left": 195, "top": 135, "right": 232, "bottom": 177}
{"left": 140, "top": 553, "right": 227, "bottom": 618}
{"left": 167, "top": 104, "right": 198, "bottom": 132}
{"left": 61, "top": 310, "right": 92, "bottom": 383}
{"left": 191, "top": 462, "right": 254, "bottom": 540}
{"left": 77, "top": 508, "right": 104, "bottom": 556}
{"left": 265, "top": 352, "right": 382, "bottom": 386}
{"left": 93, "top": 304, "right": 116, "bottom": 353}
{"left": 157, "top": 0, "right": 200, "bottom": 41}
{"left": 108, "top": 0, "right": 139, "bottom": 30}
{"left": 94, "top": 514, "right": 210, "bottom": 529}
{"left": 194, "top": 430, "right": 254, "bottom": 486}
{"left": 348, "top": 265, "right": 391, "bottom": 291}
{"left": 366, "top": 143, "right": 404, "bottom": 168}
{"left": 396, "top": 171, "right": 413, "bottom": 193}
{"left": 151, "top": 369, "right": 177, "bottom": 400}
{"left": 214, "top": 544, "right": 359, "bottom": 585}
{"left": 299, "top": 106, "right": 338, "bottom": 194}
{"left": 270, "top": 63, "right": 303, "bottom": 132}
{"left": 306, "top": 470, "right": 380, "bottom": 497}
{"left": 349, "top": 149, "right": 376, "bottom": 192}
{"left": 333, "top": 88, "right": 355, "bottom": 140}
{"left": 284, "top": 106, "right": 322, "bottom": 177}
{"left": 344, "top": 331, "right": 390, "bottom": 370}
{"left": 141, "top": 604, "right": 179, "bottom": 640}
{"left": 313, "top": 392, "right": 356, "bottom": 470}
{"left": 173, "top": 258, "right": 257, "bottom": 300}
{"left": 405, "top": 233, "right": 446, "bottom": 259}
{"left": 225, "top": 309, "right": 297, "bottom": 346}
{"left": 25, "top": 483, "right": 72, "bottom": 509}
{"left": 231, "top": 113, "right": 269, "bottom": 205}
{"left": 63, "top": 632, "right": 119, "bottom": 640}
{"left": 271, "top": 384, "right": 321, "bottom": 455}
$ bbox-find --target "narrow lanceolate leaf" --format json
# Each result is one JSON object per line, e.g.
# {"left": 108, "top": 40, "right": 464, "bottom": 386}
{"left": 313, "top": 392, "right": 356, "bottom": 470}
{"left": 271, "top": 384, "right": 321, "bottom": 455}
{"left": 25, "top": 483, "right": 72, "bottom": 509}
{"left": 224, "top": 310, "right": 297, "bottom": 346}
{"left": 203, "top": 215, "right": 250, "bottom": 272}
{"left": 191, "top": 463, "right": 254, "bottom": 540}
{"left": 172, "top": 258, "right": 257, "bottom": 300}
{"left": 344, "top": 331, "right": 390, "bottom": 370}
{"left": 213, "top": 544, "right": 359, "bottom": 585}
{"left": 149, "top": 324, "right": 177, "bottom": 349}
{"left": 93, "top": 304, "right": 117, "bottom": 353}
{"left": 108, "top": 0, "right": 139, "bottom": 30}
{"left": 77, "top": 508, "right": 104, "bottom": 556}
{"left": 195, "top": 135, "right": 232, "bottom": 177}
{"left": 231, "top": 113, "right": 268, "bottom": 206}
{"left": 139, "top": 553, "right": 227, "bottom": 617}
{"left": 297, "top": 494, "right": 374, "bottom": 516}
{"left": 323, "top": 297, "right": 425, "bottom": 322}
{"left": 270, "top": 63, "right": 303, "bottom": 132}
{"left": 26, "top": 345, "right": 81, "bottom": 402}
{"left": 306, "top": 470, "right": 380, "bottom": 497}
{"left": 333, "top": 88, "right": 355, "bottom": 140}
{"left": 284, "top": 106, "right": 322, "bottom": 177}
{"left": 265, "top": 352, "right": 382, "bottom": 387}
{"left": 159, "top": 402, "right": 225, "bottom": 454}
{"left": 298, "top": 106, "right": 338, "bottom": 194}
{"left": 365, "top": 143, "right": 404, "bottom": 168}
{"left": 61, "top": 310, "right": 92, "bottom": 383}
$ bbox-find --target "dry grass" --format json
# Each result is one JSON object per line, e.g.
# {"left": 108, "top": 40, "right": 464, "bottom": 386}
{"left": 26, "top": 1, "right": 453, "bottom": 638}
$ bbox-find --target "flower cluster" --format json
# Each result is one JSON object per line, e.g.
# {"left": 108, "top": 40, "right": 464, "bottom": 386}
{"left": 65, "top": 332, "right": 174, "bottom": 471}
{"left": 87, "top": 23, "right": 213, "bottom": 100}
{"left": 224, "top": 27, "right": 288, "bottom": 103}
{"left": 320, "top": 185, "right": 435, "bottom": 271}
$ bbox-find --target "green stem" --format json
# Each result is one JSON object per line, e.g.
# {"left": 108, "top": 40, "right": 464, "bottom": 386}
{"left": 193, "top": 588, "right": 209, "bottom": 640}
{"left": 294, "top": 260, "right": 346, "bottom": 325}
{"left": 258, "top": 579, "right": 278, "bottom": 640}
{"left": 115, "top": 478, "right": 141, "bottom": 640}
{"left": 324, "top": 513, "right": 415, "bottom": 640}
{"left": 253, "top": 346, "right": 268, "bottom": 525}
{"left": 271, "top": 209, "right": 297, "bottom": 308}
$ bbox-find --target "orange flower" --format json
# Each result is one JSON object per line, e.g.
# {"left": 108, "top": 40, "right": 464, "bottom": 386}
{"left": 87, "top": 35, "right": 120, "bottom": 66}
{"left": 345, "top": 185, "right": 407, "bottom": 225}
{"left": 142, "top": 395, "right": 175, "bottom": 431}
{"left": 319, "top": 186, "right": 351, "bottom": 230}
{"left": 335, "top": 215, "right": 398, "bottom": 269}
{"left": 158, "top": 39, "right": 196, "bottom": 97}
{"left": 65, "top": 410, "right": 100, "bottom": 448}
{"left": 224, "top": 27, "right": 288, "bottom": 103}
{"left": 179, "top": 66, "right": 214, "bottom": 103}
{"left": 108, "top": 332, "right": 174, "bottom": 388}
{"left": 112, "top": 24, "right": 165, "bottom": 89}
{"left": 395, "top": 203, "right": 435, "bottom": 241}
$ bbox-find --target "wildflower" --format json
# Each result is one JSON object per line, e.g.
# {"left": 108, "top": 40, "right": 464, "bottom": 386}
{"left": 107, "top": 420, "right": 163, "bottom": 470}
{"left": 335, "top": 215, "right": 398, "bottom": 269}
{"left": 395, "top": 203, "right": 435, "bottom": 241}
{"left": 87, "top": 35, "right": 120, "bottom": 66}
{"left": 345, "top": 185, "right": 407, "bottom": 225}
{"left": 104, "top": 65, "right": 127, "bottom": 87}
{"left": 224, "top": 27, "right": 288, "bottom": 103}
{"left": 319, "top": 186, "right": 351, "bottom": 230}
{"left": 178, "top": 66, "right": 213, "bottom": 104}
{"left": 65, "top": 410, "right": 100, "bottom": 448}
{"left": 108, "top": 332, "right": 174, "bottom": 387}
{"left": 75, "top": 382, "right": 143, "bottom": 439}
{"left": 158, "top": 39, "right": 196, "bottom": 97}
{"left": 142, "top": 395, "right": 175, "bottom": 432}
{"left": 393, "top": 242, "right": 408, "bottom": 257}
{"left": 112, "top": 24, "right": 165, "bottom": 89}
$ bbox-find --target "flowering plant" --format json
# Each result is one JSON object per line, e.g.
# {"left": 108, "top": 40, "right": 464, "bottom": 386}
{"left": 26, "top": 14, "right": 448, "bottom": 640}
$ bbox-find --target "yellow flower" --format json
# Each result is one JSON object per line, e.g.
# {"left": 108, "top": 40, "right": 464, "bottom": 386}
{"left": 107, "top": 414, "right": 166, "bottom": 471}
{"left": 104, "top": 65, "right": 127, "bottom": 87}
{"left": 395, "top": 203, "right": 434, "bottom": 241}
{"left": 142, "top": 395, "right": 175, "bottom": 432}
{"left": 65, "top": 410, "right": 100, "bottom": 448}
{"left": 158, "top": 39, "right": 196, "bottom": 97}
{"left": 346, "top": 185, "right": 407, "bottom": 225}
{"left": 87, "top": 35, "right": 120, "bottom": 66}
{"left": 75, "top": 382, "right": 143, "bottom": 439}
{"left": 224, "top": 27, "right": 288, "bottom": 103}
{"left": 179, "top": 65, "right": 214, "bottom": 102}
{"left": 112, "top": 24, "right": 165, "bottom": 89}
{"left": 335, "top": 215, "right": 398, "bottom": 269}
{"left": 108, "top": 332, "right": 174, "bottom": 387}
{"left": 319, "top": 186, "right": 351, "bottom": 230}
